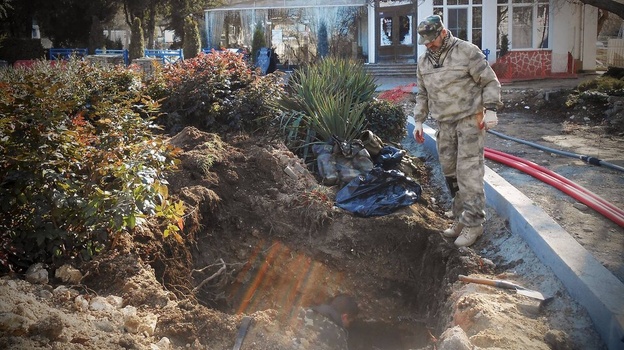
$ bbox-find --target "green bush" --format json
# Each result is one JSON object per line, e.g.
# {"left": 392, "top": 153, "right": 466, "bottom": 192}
{"left": 0, "top": 38, "right": 45, "bottom": 64}
{"left": 88, "top": 16, "right": 105, "bottom": 55}
{"left": 362, "top": 98, "right": 407, "bottom": 143}
{"left": 129, "top": 17, "right": 145, "bottom": 62}
{"left": 183, "top": 16, "right": 201, "bottom": 60}
{"left": 578, "top": 75, "right": 624, "bottom": 95}
{"left": 0, "top": 59, "right": 183, "bottom": 271}
{"left": 152, "top": 50, "right": 284, "bottom": 134}
{"left": 251, "top": 24, "right": 266, "bottom": 64}
{"left": 317, "top": 22, "right": 329, "bottom": 59}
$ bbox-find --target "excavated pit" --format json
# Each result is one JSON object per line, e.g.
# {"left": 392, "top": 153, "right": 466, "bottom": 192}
{"left": 192, "top": 219, "right": 460, "bottom": 350}
{"left": 166, "top": 127, "right": 464, "bottom": 349}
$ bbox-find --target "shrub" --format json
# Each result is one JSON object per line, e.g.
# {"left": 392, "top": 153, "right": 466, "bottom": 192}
{"left": 0, "top": 38, "right": 45, "bottom": 64}
{"left": 129, "top": 17, "right": 145, "bottom": 62}
{"left": 183, "top": 16, "right": 201, "bottom": 60}
{"left": 362, "top": 98, "right": 407, "bottom": 143}
{"left": 251, "top": 24, "right": 266, "bottom": 64}
{"left": 88, "top": 16, "right": 105, "bottom": 54}
{"left": 0, "top": 59, "right": 183, "bottom": 271}
{"left": 317, "top": 22, "right": 329, "bottom": 59}
{"left": 499, "top": 34, "right": 509, "bottom": 58}
{"left": 578, "top": 75, "right": 624, "bottom": 95}
{"left": 152, "top": 50, "right": 284, "bottom": 134}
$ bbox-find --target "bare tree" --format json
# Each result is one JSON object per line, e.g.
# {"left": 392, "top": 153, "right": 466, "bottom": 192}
{"left": 597, "top": 8, "right": 609, "bottom": 34}
{"left": 579, "top": 0, "right": 624, "bottom": 20}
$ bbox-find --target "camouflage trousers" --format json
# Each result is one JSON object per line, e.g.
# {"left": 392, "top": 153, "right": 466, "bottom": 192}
{"left": 436, "top": 114, "right": 486, "bottom": 227}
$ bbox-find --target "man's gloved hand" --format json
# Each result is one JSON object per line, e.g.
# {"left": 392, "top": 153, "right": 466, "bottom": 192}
{"left": 413, "top": 121, "right": 425, "bottom": 144}
{"left": 480, "top": 109, "right": 498, "bottom": 130}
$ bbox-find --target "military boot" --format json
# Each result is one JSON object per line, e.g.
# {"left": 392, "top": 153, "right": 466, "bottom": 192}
{"left": 442, "top": 222, "right": 464, "bottom": 238}
{"left": 454, "top": 225, "right": 483, "bottom": 247}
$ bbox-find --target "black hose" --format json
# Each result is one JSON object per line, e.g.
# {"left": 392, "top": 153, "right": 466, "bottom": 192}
{"left": 487, "top": 129, "right": 624, "bottom": 173}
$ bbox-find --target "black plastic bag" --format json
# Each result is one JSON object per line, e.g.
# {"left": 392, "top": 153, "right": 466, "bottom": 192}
{"left": 375, "top": 145, "right": 406, "bottom": 169}
{"left": 335, "top": 167, "right": 422, "bottom": 217}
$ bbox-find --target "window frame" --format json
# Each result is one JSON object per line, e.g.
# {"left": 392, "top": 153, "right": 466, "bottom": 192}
{"left": 498, "top": 0, "right": 550, "bottom": 50}
{"left": 432, "top": 0, "right": 483, "bottom": 49}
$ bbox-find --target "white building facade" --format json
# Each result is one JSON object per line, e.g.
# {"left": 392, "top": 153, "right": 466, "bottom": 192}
{"left": 205, "top": 0, "right": 598, "bottom": 79}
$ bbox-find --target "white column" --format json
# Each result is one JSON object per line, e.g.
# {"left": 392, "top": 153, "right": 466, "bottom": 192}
{"left": 581, "top": 4, "right": 598, "bottom": 71}
{"left": 416, "top": 1, "right": 434, "bottom": 60}
{"left": 367, "top": 2, "right": 376, "bottom": 63}
{"left": 482, "top": 0, "right": 498, "bottom": 64}
{"left": 551, "top": 1, "right": 578, "bottom": 73}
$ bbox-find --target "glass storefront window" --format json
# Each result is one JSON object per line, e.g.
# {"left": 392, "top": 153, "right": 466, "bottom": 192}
{"left": 512, "top": 6, "right": 532, "bottom": 48}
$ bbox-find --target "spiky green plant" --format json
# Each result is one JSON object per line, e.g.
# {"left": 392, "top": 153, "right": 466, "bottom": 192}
{"left": 278, "top": 57, "right": 377, "bottom": 143}
{"left": 305, "top": 92, "right": 368, "bottom": 142}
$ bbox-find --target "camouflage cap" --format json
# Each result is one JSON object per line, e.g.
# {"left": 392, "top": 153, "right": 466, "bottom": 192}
{"left": 417, "top": 15, "right": 445, "bottom": 45}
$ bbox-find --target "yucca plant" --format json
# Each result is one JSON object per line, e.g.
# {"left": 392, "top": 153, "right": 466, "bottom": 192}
{"left": 278, "top": 57, "right": 377, "bottom": 143}
{"left": 305, "top": 92, "right": 368, "bottom": 142}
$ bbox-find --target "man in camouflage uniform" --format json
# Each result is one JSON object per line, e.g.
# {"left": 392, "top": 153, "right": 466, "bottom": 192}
{"left": 292, "top": 294, "right": 359, "bottom": 349}
{"left": 412, "top": 15, "right": 502, "bottom": 247}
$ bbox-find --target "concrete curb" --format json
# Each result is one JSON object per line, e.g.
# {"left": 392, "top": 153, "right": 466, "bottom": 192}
{"left": 418, "top": 123, "right": 624, "bottom": 350}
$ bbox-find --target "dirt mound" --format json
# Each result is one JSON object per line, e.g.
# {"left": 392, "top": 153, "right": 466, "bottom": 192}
{"left": 0, "top": 126, "right": 606, "bottom": 350}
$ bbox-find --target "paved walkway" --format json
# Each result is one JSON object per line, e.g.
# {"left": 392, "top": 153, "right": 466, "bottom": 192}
{"left": 374, "top": 72, "right": 603, "bottom": 92}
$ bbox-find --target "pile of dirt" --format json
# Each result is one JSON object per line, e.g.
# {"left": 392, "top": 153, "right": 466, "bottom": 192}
{"left": 501, "top": 84, "right": 624, "bottom": 135}
{"left": 1, "top": 117, "right": 609, "bottom": 349}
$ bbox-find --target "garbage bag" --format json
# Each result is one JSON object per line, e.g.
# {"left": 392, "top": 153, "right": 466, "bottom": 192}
{"left": 375, "top": 145, "right": 406, "bottom": 170}
{"left": 335, "top": 167, "right": 422, "bottom": 217}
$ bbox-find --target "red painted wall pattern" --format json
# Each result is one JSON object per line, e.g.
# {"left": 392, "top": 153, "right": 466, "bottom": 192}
{"left": 491, "top": 50, "right": 576, "bottom": 83}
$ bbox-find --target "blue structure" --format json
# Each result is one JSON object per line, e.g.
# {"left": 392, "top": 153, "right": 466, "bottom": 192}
{"left": 49, "top": 48, "right": 88, "bottom": 61}
{"left": 256, "top": 47, "right": 271, "bottom": 75}
{"left": 144, "top": 49, "right": 184, "bottom": 64}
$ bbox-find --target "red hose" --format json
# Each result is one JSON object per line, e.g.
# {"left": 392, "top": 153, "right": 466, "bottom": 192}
{"left": 484, "top": 148, "right": 624, "bottom": 227}
{"left": 486, "top": 148, "right": 623, "bottom": 215}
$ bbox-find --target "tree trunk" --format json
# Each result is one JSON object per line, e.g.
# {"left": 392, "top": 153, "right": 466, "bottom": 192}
{"left": 146, "top": 3, "right": 157, "bottom": 49}
{"left": 597, "top": 9, "right": 609, "bottom": 35}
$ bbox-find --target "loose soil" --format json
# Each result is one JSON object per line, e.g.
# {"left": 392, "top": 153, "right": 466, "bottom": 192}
{"left": 1, "top": 76, "right": 620, "bottom": 350}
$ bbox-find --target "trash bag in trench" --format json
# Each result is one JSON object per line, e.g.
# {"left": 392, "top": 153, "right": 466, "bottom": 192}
{"left": 374, "top": 145, "right": 406, "bottom": 170}
{"left": 335, "top": 167, "right": 422, "bottom": 217}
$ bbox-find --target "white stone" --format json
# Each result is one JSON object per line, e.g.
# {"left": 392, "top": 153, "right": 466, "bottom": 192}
{"left": 25, "top": 263, "right": 48, "bottom": 284}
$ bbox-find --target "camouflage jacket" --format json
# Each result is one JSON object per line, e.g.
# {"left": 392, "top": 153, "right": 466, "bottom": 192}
{"left": 414, "top": 36, "right": 502, "bottom": 124}
{"left": 291, "top": 305, "right": 349, "bottom": 350}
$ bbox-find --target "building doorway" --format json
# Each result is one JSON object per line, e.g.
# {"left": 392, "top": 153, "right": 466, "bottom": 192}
{"left": 376, "top": 2, "right": 416, "bottom": 62}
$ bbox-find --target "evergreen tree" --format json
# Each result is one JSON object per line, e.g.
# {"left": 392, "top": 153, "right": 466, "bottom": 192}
{"left": 88, "top": 16, "right": 105, "bottom": 55}
{"left": 317, "top": 21, "right": 329, "bottom": 59}
{"left": 499, "top": 34, "right": 509, "bottom": 58}
{"left": 251, "top": 23, "right": 266, "bottom": 63}
{"left": 183, "top": 16, "right": 201, "bottom": 59}
{"left": 129, "top": 17, "right": 145, "bottom": 62}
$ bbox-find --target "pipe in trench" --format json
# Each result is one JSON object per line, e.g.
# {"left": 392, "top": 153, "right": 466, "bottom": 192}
{"left": 484, "top": 148, "right": 624, "bottom": 227}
